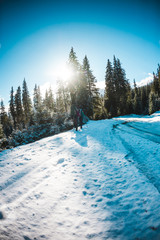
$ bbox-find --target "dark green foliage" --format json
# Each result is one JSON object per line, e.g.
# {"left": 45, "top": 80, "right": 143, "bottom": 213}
{"left": 0, "top": 99, "right": 13, "bottom": 137}
{"left": 67, "top": 49, "right": 101, "bottom": 119}
{"left": 0, "top": 47, "right": 159, "bottom": 151}
{"left": 104, "top": 56, "right": 130, "bottom": 117}
{"left": 56, "top": 79, "right": 70, "bottom": 113}
{"left": 0, "top": 113, "right": 73, "bottom": 151}
{"left": 104, "top": 59, "right": 115, "bottom": 117}
{"left": 33, "top": 84, "right": 44, "bottom": 124}
{"left": 22, "top": 79, "right": 32, "bottom": 127}
{"left": 149, "top": 92, "right": 158, "bottom": 115}
{"left": 81, "top": 55, "right": 100, "bottom": 118}
{"left": 68, "top": 47, "right": 80, "bottom": 104}
{"left": 43, "top": 86, "right": 56, "bottom": 113}
{"left": 0, "top": 124, "right": 4, "bottom": 139}
{"left": 15, "top": 86, "right": 24, "bottom": 128}
{"left": 9, "top": 87, "right": 16, "bottom": 128}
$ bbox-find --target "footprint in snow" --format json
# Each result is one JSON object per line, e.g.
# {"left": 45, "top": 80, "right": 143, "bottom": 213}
{"left": 93, "top": 179, "right": 98, "bottom": 182}
{"left": 23, "top": 236, "right": 32, "bottom": 240}
{"left": 83, "top": 191, "right": 87, "bottom": 196}
{"left": 62, "top": 164, "right": 67, "bottom": 167}
{"left": 85, "top": 183, "right": 90, "bottom": 189}
{"left": 57, "top": 158, "right": 65, "bottom": 164}
{"left": 103, "top": 193, "right": 114, "bottom": 199}
{"left": 96, "top": 198, "right": 103, "bottom": 202}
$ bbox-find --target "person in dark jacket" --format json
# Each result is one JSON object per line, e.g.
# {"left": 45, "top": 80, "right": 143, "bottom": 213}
{"left": 79, "top": 108, "right": 85, "bottom": 129}
{"left": 73, "top": 107, "right": 80, "bottom": 131}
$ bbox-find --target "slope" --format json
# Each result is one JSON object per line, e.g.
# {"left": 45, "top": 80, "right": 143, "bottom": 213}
{"left": 0, "top": 112, "right": 160, "bottom": 240}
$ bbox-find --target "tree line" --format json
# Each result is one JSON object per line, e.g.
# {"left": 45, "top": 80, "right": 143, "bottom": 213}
{"left": 0, "top": 47, "right": 160, "bottom": 139}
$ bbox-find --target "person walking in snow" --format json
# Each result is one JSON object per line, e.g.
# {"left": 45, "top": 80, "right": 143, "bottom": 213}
{"left": 73, "top": 107, "right": 80, "bottom": 131}
{"left": 79, "top": 108, "right": 85, "bottom": 129}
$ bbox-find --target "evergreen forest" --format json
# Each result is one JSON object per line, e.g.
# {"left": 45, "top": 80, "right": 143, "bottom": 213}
{"left": 0, "top": 47, "right": 160, "bottom": 149}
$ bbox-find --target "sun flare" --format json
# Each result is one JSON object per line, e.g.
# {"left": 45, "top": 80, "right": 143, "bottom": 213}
{"left": 55, "top": 63, "right": 74, "bottom": 81}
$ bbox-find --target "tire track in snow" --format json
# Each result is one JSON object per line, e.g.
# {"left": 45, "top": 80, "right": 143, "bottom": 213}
{"left": 116, "top": 122, "right": 160, "bottom": 144}
{"left": 113, "top": 125, "right": 160, "bottom": 194}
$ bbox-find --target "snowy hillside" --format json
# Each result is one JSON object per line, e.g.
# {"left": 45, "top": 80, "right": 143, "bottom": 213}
{"left": 0, "top": 112, "right": 160, "bottom": 240}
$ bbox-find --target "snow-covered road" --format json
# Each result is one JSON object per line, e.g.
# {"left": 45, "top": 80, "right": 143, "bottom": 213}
{"left": 0, "top": 113, "right": 160, "bottom": 240}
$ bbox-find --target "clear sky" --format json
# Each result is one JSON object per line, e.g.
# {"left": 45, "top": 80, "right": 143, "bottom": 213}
{"left": 0, "top": 0, "right": 160, "bottom": 106}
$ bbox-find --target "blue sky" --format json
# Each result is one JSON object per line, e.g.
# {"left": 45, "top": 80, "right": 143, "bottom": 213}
{"left": 0, "top": 0, "right": 160, "bottom": 106}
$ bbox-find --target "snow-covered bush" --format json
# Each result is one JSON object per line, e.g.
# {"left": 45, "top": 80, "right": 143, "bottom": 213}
{"left": 0, "top": 113, "right": 74, "bottom": 151}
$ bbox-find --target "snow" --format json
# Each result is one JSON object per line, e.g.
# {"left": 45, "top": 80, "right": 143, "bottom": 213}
{"left": 0, "top": 112, "right": 160, "bottom": 239}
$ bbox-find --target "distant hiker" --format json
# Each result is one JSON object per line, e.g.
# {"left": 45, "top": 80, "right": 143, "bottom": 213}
{"left": 73, "top": 107, "right": 80, "bottom": 131}
{"left": 71, "top": 104, "right": 86, "bottom": 131}
{"left": 79, "top": 108, "right": 85, "bottom": 129}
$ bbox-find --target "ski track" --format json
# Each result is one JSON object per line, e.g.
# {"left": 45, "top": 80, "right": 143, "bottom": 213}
{"left": 0, "top": 118, "right": 160, "bottom": 240}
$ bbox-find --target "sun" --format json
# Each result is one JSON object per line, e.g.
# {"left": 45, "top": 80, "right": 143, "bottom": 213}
{"left": 55, "top": 63, "right": 74, "bottom": 81}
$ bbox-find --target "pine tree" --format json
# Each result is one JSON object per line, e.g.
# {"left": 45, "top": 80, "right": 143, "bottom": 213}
{"left": 157, "top": 64, "right": 160, "bottom": 95}
{"left": 0, "top": 124, "right": 3, "bottom": 139}
{"left": 68, "top": 47, "right": 79, "bottom": 71}
{"left": 82, "top": 55, "right": 99, "bottom": 118}
{"left": 9, "top": 87, "right": 16, "bottom": 128}
{"left": 68, "top": 47, "right": 80, "bottom": 105}
{"left": 33, "top": 85, "right": 45, "bottom": 124}
{"left": 0, "top": 99, "right": 12, "bottom": 136}
{"left": 56, "top": 80, "right": 66, "bottom": 113}
{"left": 113, "top": 57, "right": 129, "bottom": 115}
{"left": 48, "top": 86, "right": 56, "bottom": 112}
{"left": 43, "top": 89, "right": 49, "bottom": 111}
{"left": 140, "top": 86, "right": 148, "bottom": 114}
{"left": 104, "top": 59, "right": 116, "bottom": 117}
{"left": 0, "top": 99, "right": 6, "bottom": 125}
{"left": 126, "top": 84, "right": 133, "bottom": 114}
{"left": 77, "top": 61, "right": 90, "bottom": 114}
{"left": 33, "top": 85, "right": 43, "bottom": 113}
{"left": 152, "top": 72, "right": 159, "bottom": 95}
{"left": 15, "top": 86, "right": 24, "bottom": 128}
{"left": 149, "top": 91, "right": 158, "bottom": 115}
{"left": 104, "top": 56, "right": 130, "bottom": 117}
{"left": 133, "top": 80, "right": 141, "bottom": 114}
{"left": 22, "top": 79, "right": 32, "bottom": 127}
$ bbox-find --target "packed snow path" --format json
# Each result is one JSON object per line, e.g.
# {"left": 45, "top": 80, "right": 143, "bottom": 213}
{"left": 0, "top": 113, "right": 160, "bottom": 240}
